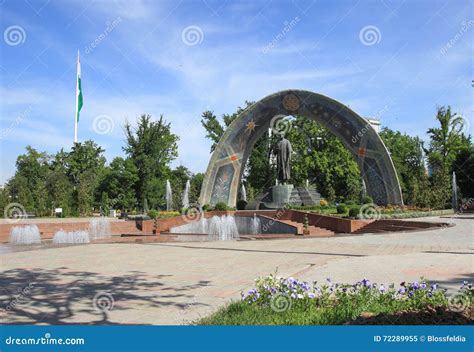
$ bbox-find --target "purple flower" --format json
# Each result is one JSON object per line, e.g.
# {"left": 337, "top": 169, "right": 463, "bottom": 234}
{"left": 326, "top": 277, "right": 332, "bottom": 283}
{"left": 427, "top": 290, "right": 433, "bottom": 298}
{"left": 379, "top": 285, "right": 386, "bottom": 294}
{"left": 412, "top": 281, "right": 419, "bottom": 290}
{"left": 431, "top": 284, "right": 438, "bottom": 290}
{"left": 398, "top": 287, "right": 406, "bottom": 295}
{"left": 420, "top": 282, "right": 427, "bottom": 289}
{"left": 308, "top": 292, "right": 316, "bottom": 299}
{"left": 361, "top": 278, "right": 370, "bottom": 287}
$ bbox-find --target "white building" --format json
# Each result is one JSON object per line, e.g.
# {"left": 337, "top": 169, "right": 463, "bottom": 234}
{"left": 366, "top": 118, "right": 381, "bottom": 133}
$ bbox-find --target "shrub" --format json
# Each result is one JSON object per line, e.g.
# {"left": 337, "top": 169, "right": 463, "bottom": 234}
{"left": 348, "top": 206, "right": 360, "bottom": 218}
{"left": 345, "top": 200, "right": 356, "bottom": 206}
{"left": 202, "top": 204, "right": 211, "bottom": 211}
{"left": 336, "top": 204, "right": 348, "bottom": 214}
{"left": 147, "top": 209, "right": 159, "bottom": 219}
{"left": 213, "top": 202, "right": 228, "bottom": 211}
{"left": 236, "top": 200, "right": 248, "bottom": 210}
{"left": 319, "top": 199, "right": 328, "bottom": 207}
{"left": 362, "top": 196, "right": 374, "bottom": 204}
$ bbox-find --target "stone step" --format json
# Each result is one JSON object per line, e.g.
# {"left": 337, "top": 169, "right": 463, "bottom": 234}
{"left": 279, "top": 220, "right": 335, "bottom": 236}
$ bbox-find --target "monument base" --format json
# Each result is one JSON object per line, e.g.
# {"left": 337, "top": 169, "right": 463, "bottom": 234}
{"left": 272, "top": 184, "right": 293, "bottom": 205}
{"left": 246, "top": 185, "right": 322, "bottom": 210}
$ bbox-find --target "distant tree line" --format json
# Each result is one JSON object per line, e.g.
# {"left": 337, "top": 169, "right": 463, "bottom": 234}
{"left": 0, "top": 115, "right": 203, "bottom": 217}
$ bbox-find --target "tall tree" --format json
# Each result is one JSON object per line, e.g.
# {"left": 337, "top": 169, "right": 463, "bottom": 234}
{"left": 425, "top": 106, "right": 471, "bottom": 208}
{"left": 97, "top": 157, "right": 139, "bottom": 211}
{"left": 15, "top": 146, "right": 50, "bottom": 216}
{"left": 379, "top": 128, "right": 428, "bottom": 206}
{"left": 123, "top": 114, "right": 179, "bottom": 207}
{"left": 425, "top": 106, "right": 469, "bottom": 175}
{"left": 453, "top": 146, "right": 474, "bottom": 199}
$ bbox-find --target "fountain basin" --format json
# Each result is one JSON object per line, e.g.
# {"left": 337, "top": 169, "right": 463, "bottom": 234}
{"left": 168, "top": 215, "right": 296, "bottom": 241}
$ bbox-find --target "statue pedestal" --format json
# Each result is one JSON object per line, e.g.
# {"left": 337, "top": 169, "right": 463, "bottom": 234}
{"left": 272, "top": 184, "right": 294, "bottom": 206}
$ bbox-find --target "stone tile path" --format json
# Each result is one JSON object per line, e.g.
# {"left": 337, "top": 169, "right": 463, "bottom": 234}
{"left": 0, "top": 216, "right": 472, "bottom": 325}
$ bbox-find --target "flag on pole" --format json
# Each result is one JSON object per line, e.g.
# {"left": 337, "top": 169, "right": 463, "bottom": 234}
{"left": 74, "top": 50, "right": 83, "bottom": 143}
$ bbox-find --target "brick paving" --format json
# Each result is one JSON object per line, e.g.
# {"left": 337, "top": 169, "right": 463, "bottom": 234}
{"left": 0, "top": 216, "right": 472, "bottom": 325}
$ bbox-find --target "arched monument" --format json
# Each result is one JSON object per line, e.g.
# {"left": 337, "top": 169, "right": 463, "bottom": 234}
{"left": 199, "top": 89, "right": 403, "bottom": 207}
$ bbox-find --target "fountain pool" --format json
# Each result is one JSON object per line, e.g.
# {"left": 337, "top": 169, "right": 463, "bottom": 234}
{"left": 53, "top": 230, "right": 90, "bottom": 244}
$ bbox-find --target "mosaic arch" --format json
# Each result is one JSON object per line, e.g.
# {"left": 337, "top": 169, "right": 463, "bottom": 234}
{"left": 199, "top": 90, "right": 403, "bottom": 207}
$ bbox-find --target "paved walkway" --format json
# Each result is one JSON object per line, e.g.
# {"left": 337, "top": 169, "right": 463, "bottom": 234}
{"left": 0, "top": 216, "right": 472, "bottom": 325}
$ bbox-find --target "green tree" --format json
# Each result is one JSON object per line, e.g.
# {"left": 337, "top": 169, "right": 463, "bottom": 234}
{"left": 453, "top": 147, "right": 474, "bottom": 199}
{"left": 190, "top": 172, "right": 204, "bottom": 205}
{"left": 379, "top": 128, "right": 428, "bottom": 206}
{"left": 6, "top": 146, "right": 52, "bottom": 216}
{"left": 97, "top": 157, "right": 139, "bottom": 211}
{"left": 425, "top": 106, "right": 469, "bottom": 175}
{"left": 286, "top": 116, "right": 361, "bottom": 202}
{"left": 170, "top": 165, "right": 193, "bottom": 210}
{"left": 47, "top": 165, "right": 74, "bottom": 217}
{"left": 124, "top": 114, "right": 179, "bottom": 207}
{"left": 425, "top": 106, "right": 471, "bottom": 208}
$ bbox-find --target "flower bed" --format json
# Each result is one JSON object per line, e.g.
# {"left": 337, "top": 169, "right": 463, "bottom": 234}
{"left": 198, "top": 274, "right": 472, "bottom": 325}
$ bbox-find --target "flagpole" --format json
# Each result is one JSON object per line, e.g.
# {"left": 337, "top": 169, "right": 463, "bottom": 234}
{"left": 74, "top": 50, "right": 79, "bottom": 144}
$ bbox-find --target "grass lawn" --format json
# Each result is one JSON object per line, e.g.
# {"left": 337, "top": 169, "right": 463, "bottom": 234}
{"left": 198, "top": 299, "right": 473, "bottom": 325}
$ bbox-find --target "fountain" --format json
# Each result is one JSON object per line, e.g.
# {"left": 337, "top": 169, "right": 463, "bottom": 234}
{"left": 182, "top": 180, "right": 190, "bottom": 209}
{"left": 169, "top": 215, "right": 240, "bottom": 240}
{"left": 9, "top": 225, "right": 41, "bottom": 245}
{"left": 53, "top": 230, "right": 90, "bottom": 244}
{"left": 240, "top": 184, "right": 247, "bottom": 202}
{"left": 250, "top": 213, "right": 261, "bottom": 235}
{"left": 88, "top": 217, "right": 111, "bottom": 240}
{"left": 166, "top": 180, "right": 172, "bottom": 211}
{"left": 208, "top": 215, "right": 239, "bottom": 241}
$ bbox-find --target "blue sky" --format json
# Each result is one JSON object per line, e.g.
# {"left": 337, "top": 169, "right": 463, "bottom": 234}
{"left": 0, "top": 0, "right": 472, "bottom": 185}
